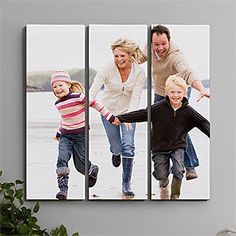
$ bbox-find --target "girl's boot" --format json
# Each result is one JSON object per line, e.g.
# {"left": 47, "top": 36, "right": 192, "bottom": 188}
{"left": 170, "top": 176, "right": 182, "bottom": 200}
{"left": 56, "top": 175, "right": 69, "bottom": 200}
{"left": 88, "top": 164, "right": 99, "bottom": 188}
{"left": 122, "top": 157, "right": 135, "bottom": 198}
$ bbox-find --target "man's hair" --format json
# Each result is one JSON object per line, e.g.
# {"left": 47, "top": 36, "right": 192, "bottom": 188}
{"left": 151, "top": 25, "right": 171, "bottom": 42}
{"left": 165, "top": 74, "right": 187, "bottom": 96}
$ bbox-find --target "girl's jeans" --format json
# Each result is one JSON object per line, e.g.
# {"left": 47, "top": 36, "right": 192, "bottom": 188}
{"left": 154, "top": 87, "right": 199, "bottom": 168}
{"left": 57, "top": 133, "right": 91, "bottom": 175}
{"left": 101, "top": 115, "right": 136, "bottom": 158}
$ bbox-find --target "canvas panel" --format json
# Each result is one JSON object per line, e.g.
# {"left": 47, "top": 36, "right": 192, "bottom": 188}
{"left": 89, "top": 24, "right": 148, "bottom": 200}
{"left": 26, "top": 24, "right": 86, "bottom": 200}
{"left": 150, "top": 24, "right": 210, "bottom": 200}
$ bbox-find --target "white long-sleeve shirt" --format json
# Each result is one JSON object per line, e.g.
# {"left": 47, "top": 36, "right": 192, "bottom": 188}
{"left": 89, "top": 61, "right": 146, "bottom": 116}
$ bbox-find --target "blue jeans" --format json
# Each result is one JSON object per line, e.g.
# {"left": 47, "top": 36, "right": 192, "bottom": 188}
{"left": 101, "top": 115, "right": 136, "bottom": 158}
{"left": 154, "top": 87, "right": 199, "bottom": 168}
{"left": 152, "top": 149, "right": 185, "bottom": 180}
{"left": 57, "top": 133, "right": 91, "bottom": 175}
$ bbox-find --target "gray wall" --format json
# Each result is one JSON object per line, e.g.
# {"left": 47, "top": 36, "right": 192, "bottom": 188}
{"left": 1, "top": 1, "right": 236, "bottom": 235}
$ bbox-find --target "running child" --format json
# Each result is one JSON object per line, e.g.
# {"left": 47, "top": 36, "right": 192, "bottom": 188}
{"left": 51, "top": 70, "right": 119, "bottom": 200}
{"left": 117, "top": 74, "right": 210, "bottom": 199}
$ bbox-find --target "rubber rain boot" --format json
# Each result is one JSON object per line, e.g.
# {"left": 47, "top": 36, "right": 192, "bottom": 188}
{"left": 170, "top": 176, "right": 182, "bottom": 200}
{"left": 56, "top": 175, "right": 69, "bottom": 200}
{"left": 122, "top": 157, "right": 135, "bottom": 199}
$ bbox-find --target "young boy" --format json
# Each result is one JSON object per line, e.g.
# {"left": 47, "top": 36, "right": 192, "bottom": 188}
{"left": 117, "top": 75, "right": 210, "bottom": 199}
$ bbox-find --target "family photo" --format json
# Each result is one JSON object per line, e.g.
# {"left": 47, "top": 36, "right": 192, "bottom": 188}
{"left": 26, "top": 24, "right": 209, "bottom": 201}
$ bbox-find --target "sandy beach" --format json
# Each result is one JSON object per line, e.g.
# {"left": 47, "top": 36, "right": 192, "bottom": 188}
{"left": 27, "top": 87, "right": 209, "bottom": 201}
{"left": 89, "top": 88, "right": 210, "bottom": 200}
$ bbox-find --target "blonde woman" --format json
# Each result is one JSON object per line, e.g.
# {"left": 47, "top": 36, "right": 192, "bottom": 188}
{"left": 90, "top": 38, "right": 147, "bottom": 198}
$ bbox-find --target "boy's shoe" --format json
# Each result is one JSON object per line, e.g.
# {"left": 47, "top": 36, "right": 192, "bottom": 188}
{"left": 159, "top": 178, "right": 169, "bottom": 188}
{"left": 112, "top": 154, "right": 121, "bottom": 167}
{"left": 88, "top": 164, "right": 99, "bottom": 187}
{"left": 170, "top": 176, "right": 182, "bottom": 200}
{"left": 186, "top": 168, "right": 198, "bottom": 180}
{"left": 160, "top": 186, "right": 170, "bottom": 200}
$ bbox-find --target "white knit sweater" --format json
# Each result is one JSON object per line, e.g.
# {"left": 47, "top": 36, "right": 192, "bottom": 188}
{"left": 89, "top": 61, "right": 146, "bottom": 116}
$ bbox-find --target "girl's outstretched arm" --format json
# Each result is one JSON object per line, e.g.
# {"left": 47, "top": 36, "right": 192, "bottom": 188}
{"left": 89, "top": 97, "right": 115, "bottom": 123}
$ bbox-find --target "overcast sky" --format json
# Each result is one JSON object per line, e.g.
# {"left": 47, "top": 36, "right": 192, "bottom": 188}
{"left": 27, "top": 24, "right": 209, "bottom": 79}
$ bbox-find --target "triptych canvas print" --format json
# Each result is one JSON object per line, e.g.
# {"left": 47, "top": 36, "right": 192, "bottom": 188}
{"left": 26, "top": 24, "right": 210, "bottom": 201}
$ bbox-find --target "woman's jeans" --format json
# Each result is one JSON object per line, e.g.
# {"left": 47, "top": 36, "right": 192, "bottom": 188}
{"left": 154, "top": 87, "right": 199, "bottom": 168}
{"left": 101, "top": 115, "right": 136, "bottom": 158}
{"left": 56, "top": 133, "right": 91, "bottom": 175}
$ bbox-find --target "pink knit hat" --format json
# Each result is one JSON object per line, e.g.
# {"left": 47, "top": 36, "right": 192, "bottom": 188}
{"left": 50, "top": 70, "right": 71, "bottom": 86}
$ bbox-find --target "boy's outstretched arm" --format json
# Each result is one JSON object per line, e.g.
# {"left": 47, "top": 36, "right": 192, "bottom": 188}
{"left": 193, "top": 110, "right": 210, "bottom": 138}
{"left": 117, "top": 108, "right": 148, "bottom": 123}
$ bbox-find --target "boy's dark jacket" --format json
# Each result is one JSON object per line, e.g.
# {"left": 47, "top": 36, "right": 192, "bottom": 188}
{"left": 117, "top": 96, "right": 210, "bottom": 153}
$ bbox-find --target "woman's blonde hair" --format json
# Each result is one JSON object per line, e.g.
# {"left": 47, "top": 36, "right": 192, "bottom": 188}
{"left": 111, "top": 38, "right": 147, "bottom": 64}
{"left": 165, "top": 74, "right": 187, "bottom": 96}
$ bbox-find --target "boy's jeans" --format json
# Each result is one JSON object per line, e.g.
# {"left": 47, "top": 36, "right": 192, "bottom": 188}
{"left": 101, "top": 115, "right": 136, "bottom": 158}
{"left": 154, "top": 87, "right": 199, "bottom": 168}
{"left": 57, "top": 133, "right": 90, "bottom": 175}
{"left": 152, "top": 148, "right": 185, "bottom": 180}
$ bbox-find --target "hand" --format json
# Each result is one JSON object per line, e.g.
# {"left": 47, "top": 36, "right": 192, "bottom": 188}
{"left": 112, "top": 117, "right": 120, "bottom": 126}
{"left": 125, "top": 123, "right": 133, "bottom": 130}
{"left": 196, "top": 90, "right": 210, "bottom": 102}
{"left": 54, "top": 136, "right": 60, "bottom": 141}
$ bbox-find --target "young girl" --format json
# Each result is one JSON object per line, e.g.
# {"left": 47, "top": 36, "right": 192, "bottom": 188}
{"left": 51, "top": 70, "right": 118, "bottom": 200}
